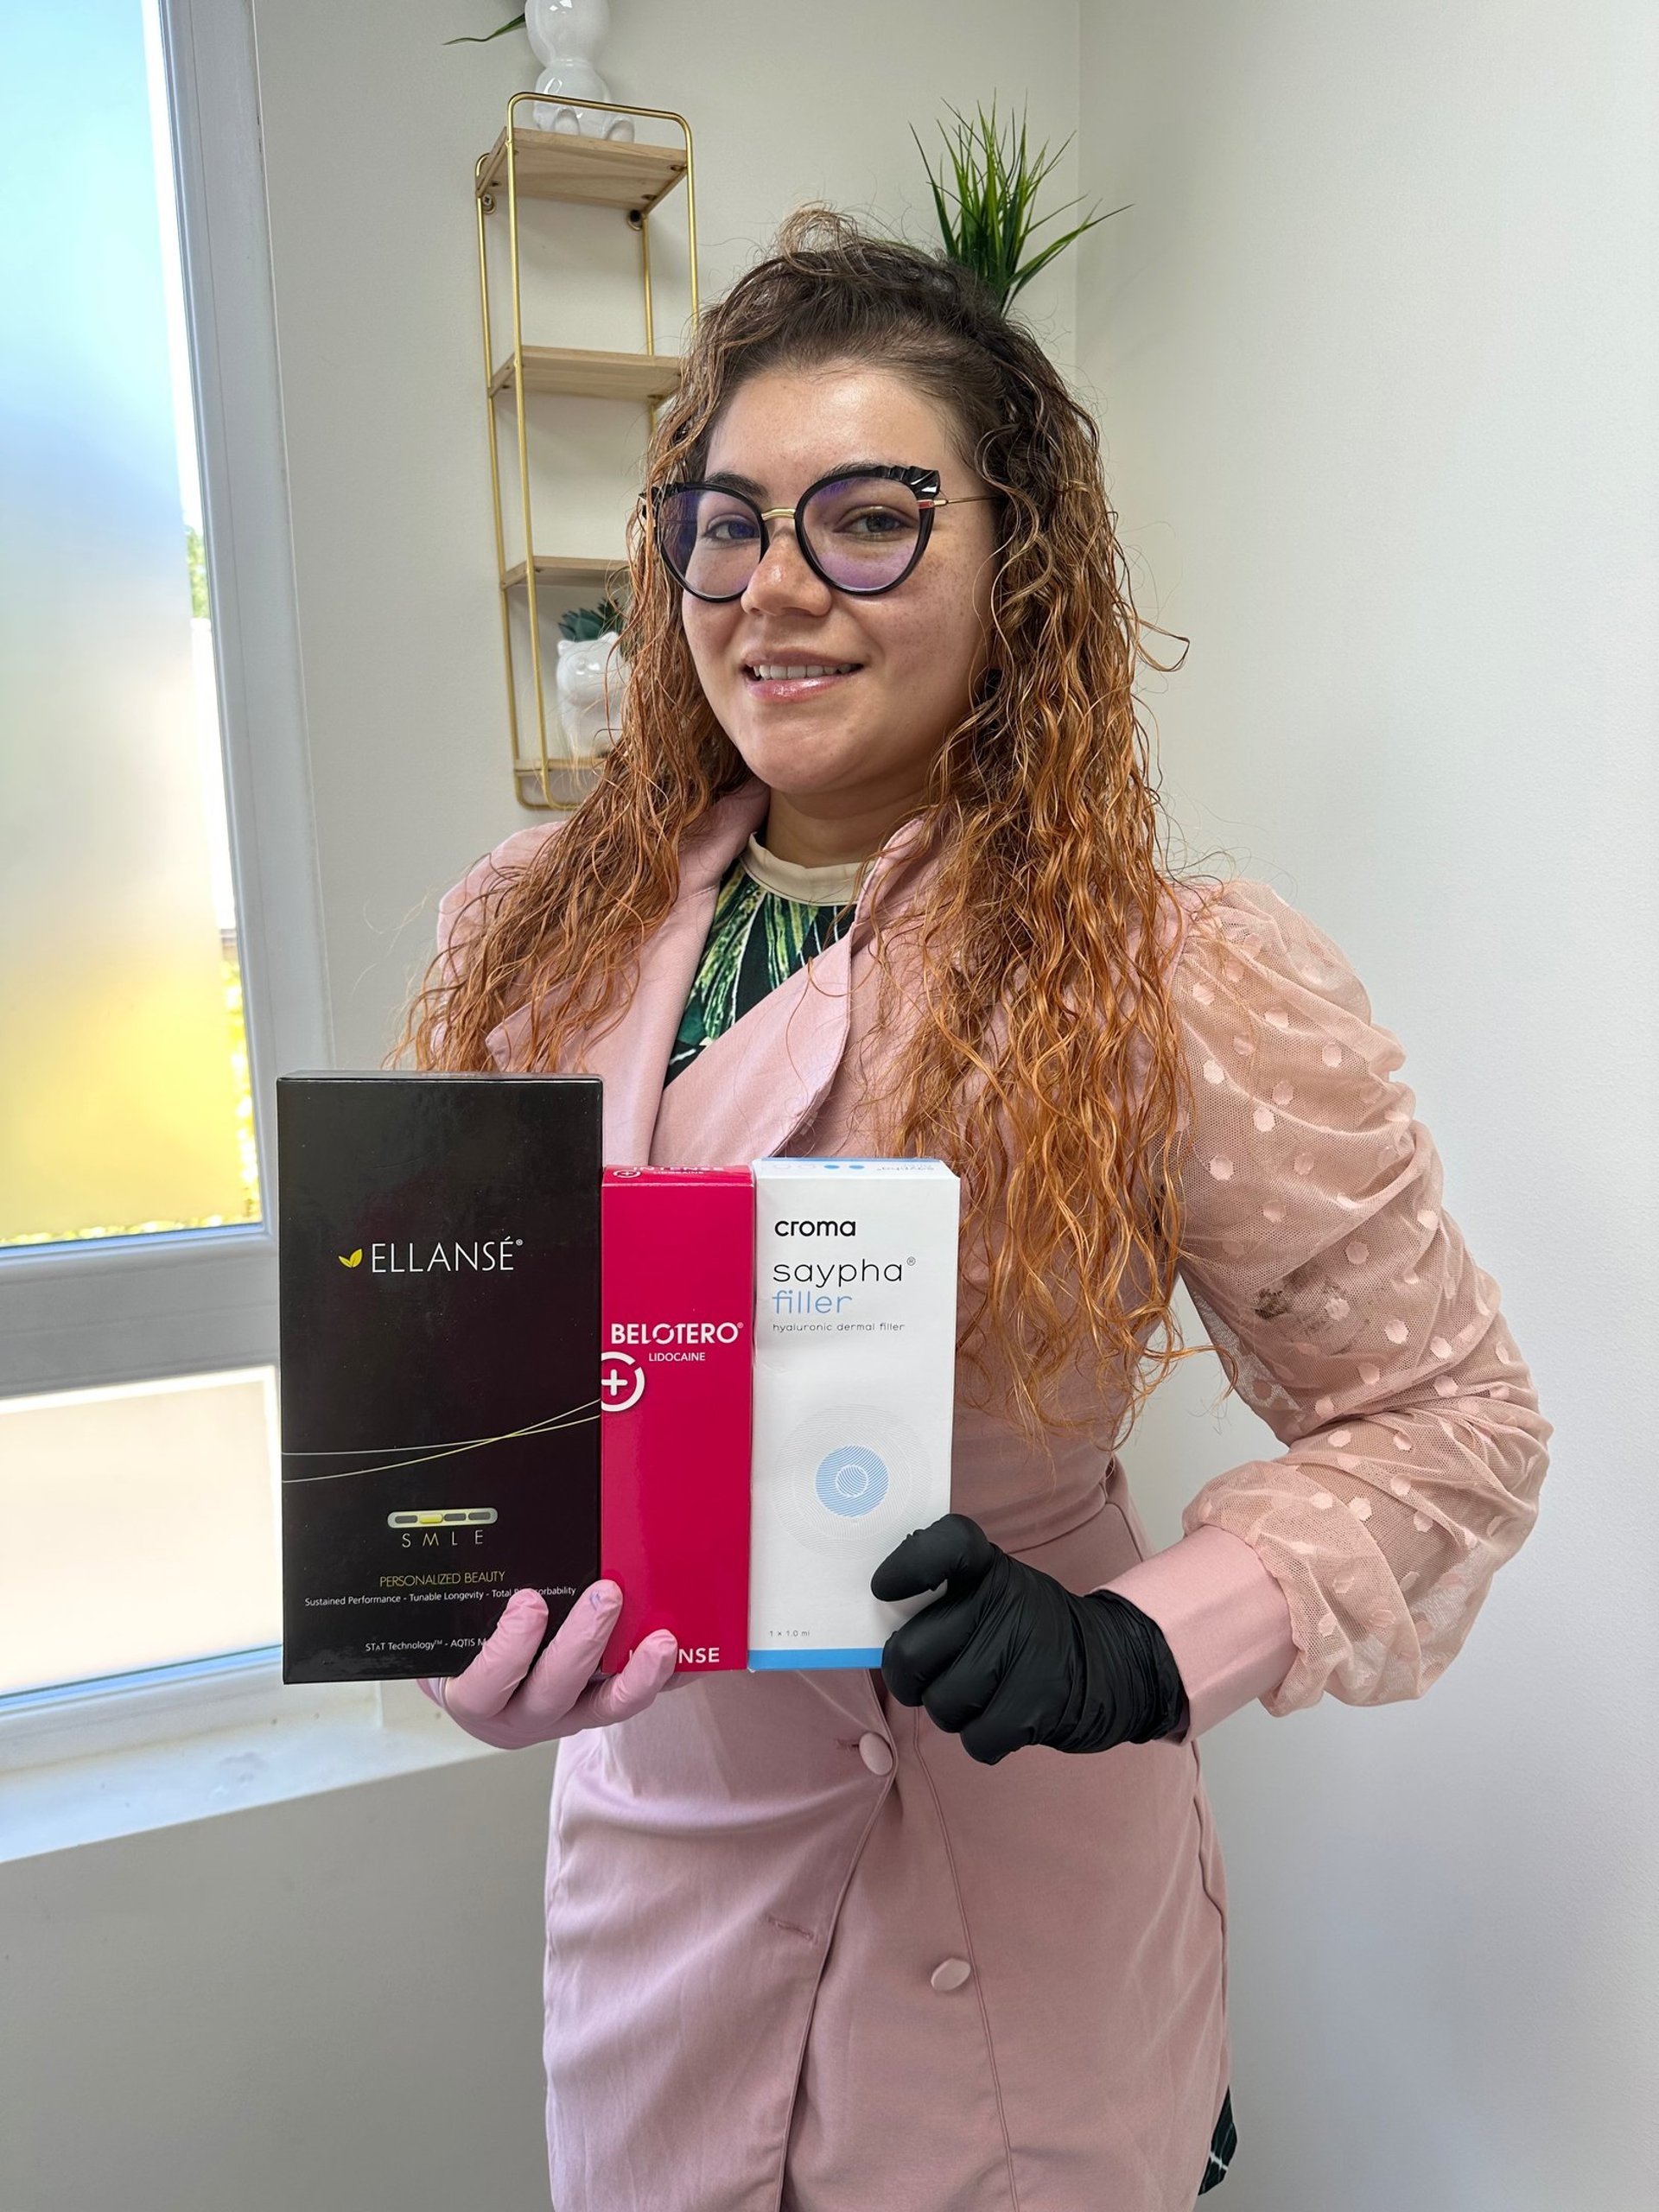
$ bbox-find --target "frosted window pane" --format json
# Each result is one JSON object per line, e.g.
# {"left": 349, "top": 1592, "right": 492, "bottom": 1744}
{"left": 0, "top": 1, "right": 258, "bottom": 1247}
{"left": 0, "top": 1370, "right": 281, "bottom": 1697}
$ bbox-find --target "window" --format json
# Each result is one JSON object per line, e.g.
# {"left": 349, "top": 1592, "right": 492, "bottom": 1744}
{"left": 0, "top": 0, "right": 327, "bottom": 1700}
{"left": 2, "top": 2, "right": 257, "bottom": 1254}
{"left": 0, "top": 1371, "right": 281, "bottom": 1696}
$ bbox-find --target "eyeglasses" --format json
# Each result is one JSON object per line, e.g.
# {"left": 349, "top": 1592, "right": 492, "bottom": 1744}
{"left": 648, "top": 465, "right": 998, "bottom": 602}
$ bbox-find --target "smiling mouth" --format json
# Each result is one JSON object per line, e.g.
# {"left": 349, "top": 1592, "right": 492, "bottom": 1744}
{"left": 742, "top": 660, "right": 860, "bottom": 682}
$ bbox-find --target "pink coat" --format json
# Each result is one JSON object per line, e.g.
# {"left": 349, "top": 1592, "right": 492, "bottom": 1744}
{"left": 438, "top": 776, "right": 1551, "bottom": 2211}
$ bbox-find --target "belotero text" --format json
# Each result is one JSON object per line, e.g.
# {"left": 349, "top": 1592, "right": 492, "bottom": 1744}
{"left": 608, "top": 1322, "right": 744, "bottom": 1345}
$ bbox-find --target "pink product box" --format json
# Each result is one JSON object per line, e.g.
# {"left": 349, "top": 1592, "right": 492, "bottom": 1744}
{"left": 600, "top": 1166, "right": 754, "bottom": 1675}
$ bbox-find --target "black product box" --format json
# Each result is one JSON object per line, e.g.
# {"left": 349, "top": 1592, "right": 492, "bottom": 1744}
{"left": 277, "top": 1073, "right": 602, "bottom": 1683}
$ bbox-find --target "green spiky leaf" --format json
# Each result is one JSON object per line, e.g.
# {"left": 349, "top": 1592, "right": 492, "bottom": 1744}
{"left": 445, "top": 13, "right": 525, "bottom": 46}
{"left": 915, "top": 99, "right": 1126, "bottom": 312}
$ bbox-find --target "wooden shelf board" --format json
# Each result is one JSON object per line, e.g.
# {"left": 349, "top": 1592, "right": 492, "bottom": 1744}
{"left": 501, "top": 555, "right": 627, "bottom": 592}
{"left": 478, "top": 129, "right": 686, "bottom": 214}
{"left": 491, "top": 346, "right": 681, "bottom": 403}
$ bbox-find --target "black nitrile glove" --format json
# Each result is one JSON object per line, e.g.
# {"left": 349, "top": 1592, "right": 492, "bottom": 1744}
{"left": 871, "top": 1513, "right": 1190, "bottom": 1765}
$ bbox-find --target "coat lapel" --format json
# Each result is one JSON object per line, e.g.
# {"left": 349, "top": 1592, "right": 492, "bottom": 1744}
{"left": 485, "top": 778, "right": 766, "bottom": 1161}
{"left": 652, "top": 798, "right": 939, "bottom": 1166}
{"left": 486, "top": 774, "right": 938, "bottom": 1168}
{"left": 649, "top": 914, "right": 855, "bottom": 1167}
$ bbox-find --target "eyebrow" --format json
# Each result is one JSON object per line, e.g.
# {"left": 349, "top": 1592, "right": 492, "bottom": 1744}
{"left": 702, "top": 461, "right": 913, "bottom": 501}
{"left": 703, "top": 468, "right": 767, "bottom": 499}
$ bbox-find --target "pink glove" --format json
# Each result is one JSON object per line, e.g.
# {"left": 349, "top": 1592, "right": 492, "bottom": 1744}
{"left": 418, "top": 1581, "right": 677, "bottom": 1749}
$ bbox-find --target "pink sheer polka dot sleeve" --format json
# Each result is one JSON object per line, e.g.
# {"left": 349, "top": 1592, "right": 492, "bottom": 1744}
{"left": 1107, "top": 879, "right": 1553, "bottom": 1729}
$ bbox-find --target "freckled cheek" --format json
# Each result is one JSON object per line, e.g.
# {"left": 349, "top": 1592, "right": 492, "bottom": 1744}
{"left": 682, "top": 603, "right": 739, "bottom": 698}
{"left": 874, "top": 584, "right": 986, "bottom": 711}
{"left": 861, "top": 619, "right": 928, "bottom": 699}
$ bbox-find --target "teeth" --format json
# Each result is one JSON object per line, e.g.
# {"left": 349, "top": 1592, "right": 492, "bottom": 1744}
{"left": 750, "top": 663, "right": 854, "bottom": 681}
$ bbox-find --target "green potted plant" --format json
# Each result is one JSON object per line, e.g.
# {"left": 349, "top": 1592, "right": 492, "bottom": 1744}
{"left": 556, "top": 598, "right": 626, "bottom": 760}
{"left": 913, "top": 99, "right": 1123, "bottom": 312}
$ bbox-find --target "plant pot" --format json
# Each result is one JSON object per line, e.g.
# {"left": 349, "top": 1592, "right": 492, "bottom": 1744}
{"left": 555, "top": 632, "right": 623, "bottom": 760}
{"left": 524, "top": 0, "right": 633, "bottom": 137}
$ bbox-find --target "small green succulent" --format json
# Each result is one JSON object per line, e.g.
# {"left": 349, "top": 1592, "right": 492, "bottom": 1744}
{"left": 558, "top": 599, "right": 624, "bottom": 642}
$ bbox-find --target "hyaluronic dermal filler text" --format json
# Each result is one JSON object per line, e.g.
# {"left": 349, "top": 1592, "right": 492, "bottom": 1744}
{"left": 747, "top": 1158, "right": 960, "bottom": 1669}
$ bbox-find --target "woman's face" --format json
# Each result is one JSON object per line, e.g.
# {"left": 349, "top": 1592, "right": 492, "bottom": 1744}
{"left": 679, "top": 363, "right": 1000, "bottom": 820}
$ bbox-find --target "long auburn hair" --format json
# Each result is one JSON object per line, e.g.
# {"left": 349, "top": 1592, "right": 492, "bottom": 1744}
{"left": 406, "top": 207, "right": 1231, "bottom": 1452}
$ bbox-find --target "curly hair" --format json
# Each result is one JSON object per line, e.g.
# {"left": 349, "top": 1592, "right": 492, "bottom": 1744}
{"left": 404, "top": 207, "right": 1231, "bottom": 1452}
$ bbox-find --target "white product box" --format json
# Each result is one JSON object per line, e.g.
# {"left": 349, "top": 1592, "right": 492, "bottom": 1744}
{"left": 747, "top": 1158, "right": 961, "bottom": 1669}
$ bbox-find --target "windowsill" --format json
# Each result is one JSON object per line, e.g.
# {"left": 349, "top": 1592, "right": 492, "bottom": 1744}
{"left": 0, "top": 1652, "right": 504, "bottom": 1866}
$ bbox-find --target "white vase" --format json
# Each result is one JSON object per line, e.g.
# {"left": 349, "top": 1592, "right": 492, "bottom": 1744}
{"left": 555, "top": 632, "right": 623, "bottom": 760}
{"left": 524, "top": 0, "right": 633, "bottom": 138}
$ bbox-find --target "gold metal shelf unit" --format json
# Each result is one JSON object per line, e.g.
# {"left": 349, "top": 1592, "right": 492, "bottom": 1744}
{"left": 474, "top": 92, "right": 698, "bottom": 810}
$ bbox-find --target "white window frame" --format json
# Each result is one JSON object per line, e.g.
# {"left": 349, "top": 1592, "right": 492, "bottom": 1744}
{"left": 0, "top": 0, "right": 328, "bottom": 1408}
{"left": 0, "top": 0, "right": 328, "bottom": 1763}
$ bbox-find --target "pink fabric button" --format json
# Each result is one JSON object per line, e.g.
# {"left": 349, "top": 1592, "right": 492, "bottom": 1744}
{"left": 858, "top": 1732, "right": 894, "bottom": 1777}
{"left": 930, "top": 1958, "right": 972, "bottom": 1993}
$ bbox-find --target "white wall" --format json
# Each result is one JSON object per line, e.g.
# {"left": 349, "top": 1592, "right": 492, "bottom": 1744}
{"left": 0, "top": 1751, "right": 558, "bottom": 2212}
{"left": 249, "top": 0, "right": 1083, "bottom": 1068}
{"left": 1076, "top": 5, "right": 1658, "bottom": 2207}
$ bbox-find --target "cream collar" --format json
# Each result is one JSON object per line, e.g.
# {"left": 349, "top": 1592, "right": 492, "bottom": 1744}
{"left": 739, "top": 834, "right": 867, "bottom": 906}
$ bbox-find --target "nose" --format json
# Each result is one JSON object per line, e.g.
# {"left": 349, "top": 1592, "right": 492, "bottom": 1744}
{"left": 741, "top": 515, "right": 833, "bottom": 617}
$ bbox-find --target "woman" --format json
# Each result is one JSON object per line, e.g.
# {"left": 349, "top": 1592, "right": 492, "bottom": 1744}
{"left": 408, "top": 210, "right": 1551, "bottom": 2211}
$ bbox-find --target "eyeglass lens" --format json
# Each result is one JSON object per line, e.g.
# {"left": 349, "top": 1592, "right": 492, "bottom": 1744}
{"left": 658, "top": 474, "right": 927, "bottom": 599}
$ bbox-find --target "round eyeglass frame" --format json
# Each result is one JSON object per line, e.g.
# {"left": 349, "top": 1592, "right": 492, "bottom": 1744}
{"left": 645, "top": 464, "right": 999, "bottom": 603}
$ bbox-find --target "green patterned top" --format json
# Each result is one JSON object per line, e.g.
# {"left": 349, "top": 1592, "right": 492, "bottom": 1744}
{"left": 664, "top": 840, "right": 862, "bottom": 1084}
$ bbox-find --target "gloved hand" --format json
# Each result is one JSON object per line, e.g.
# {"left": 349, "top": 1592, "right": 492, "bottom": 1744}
{"left": 419, "top": 1582, "right": 677, "bottom": 1751}
{"left": 871, "top": 1514, "right": 1189, "bottom": 1765}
